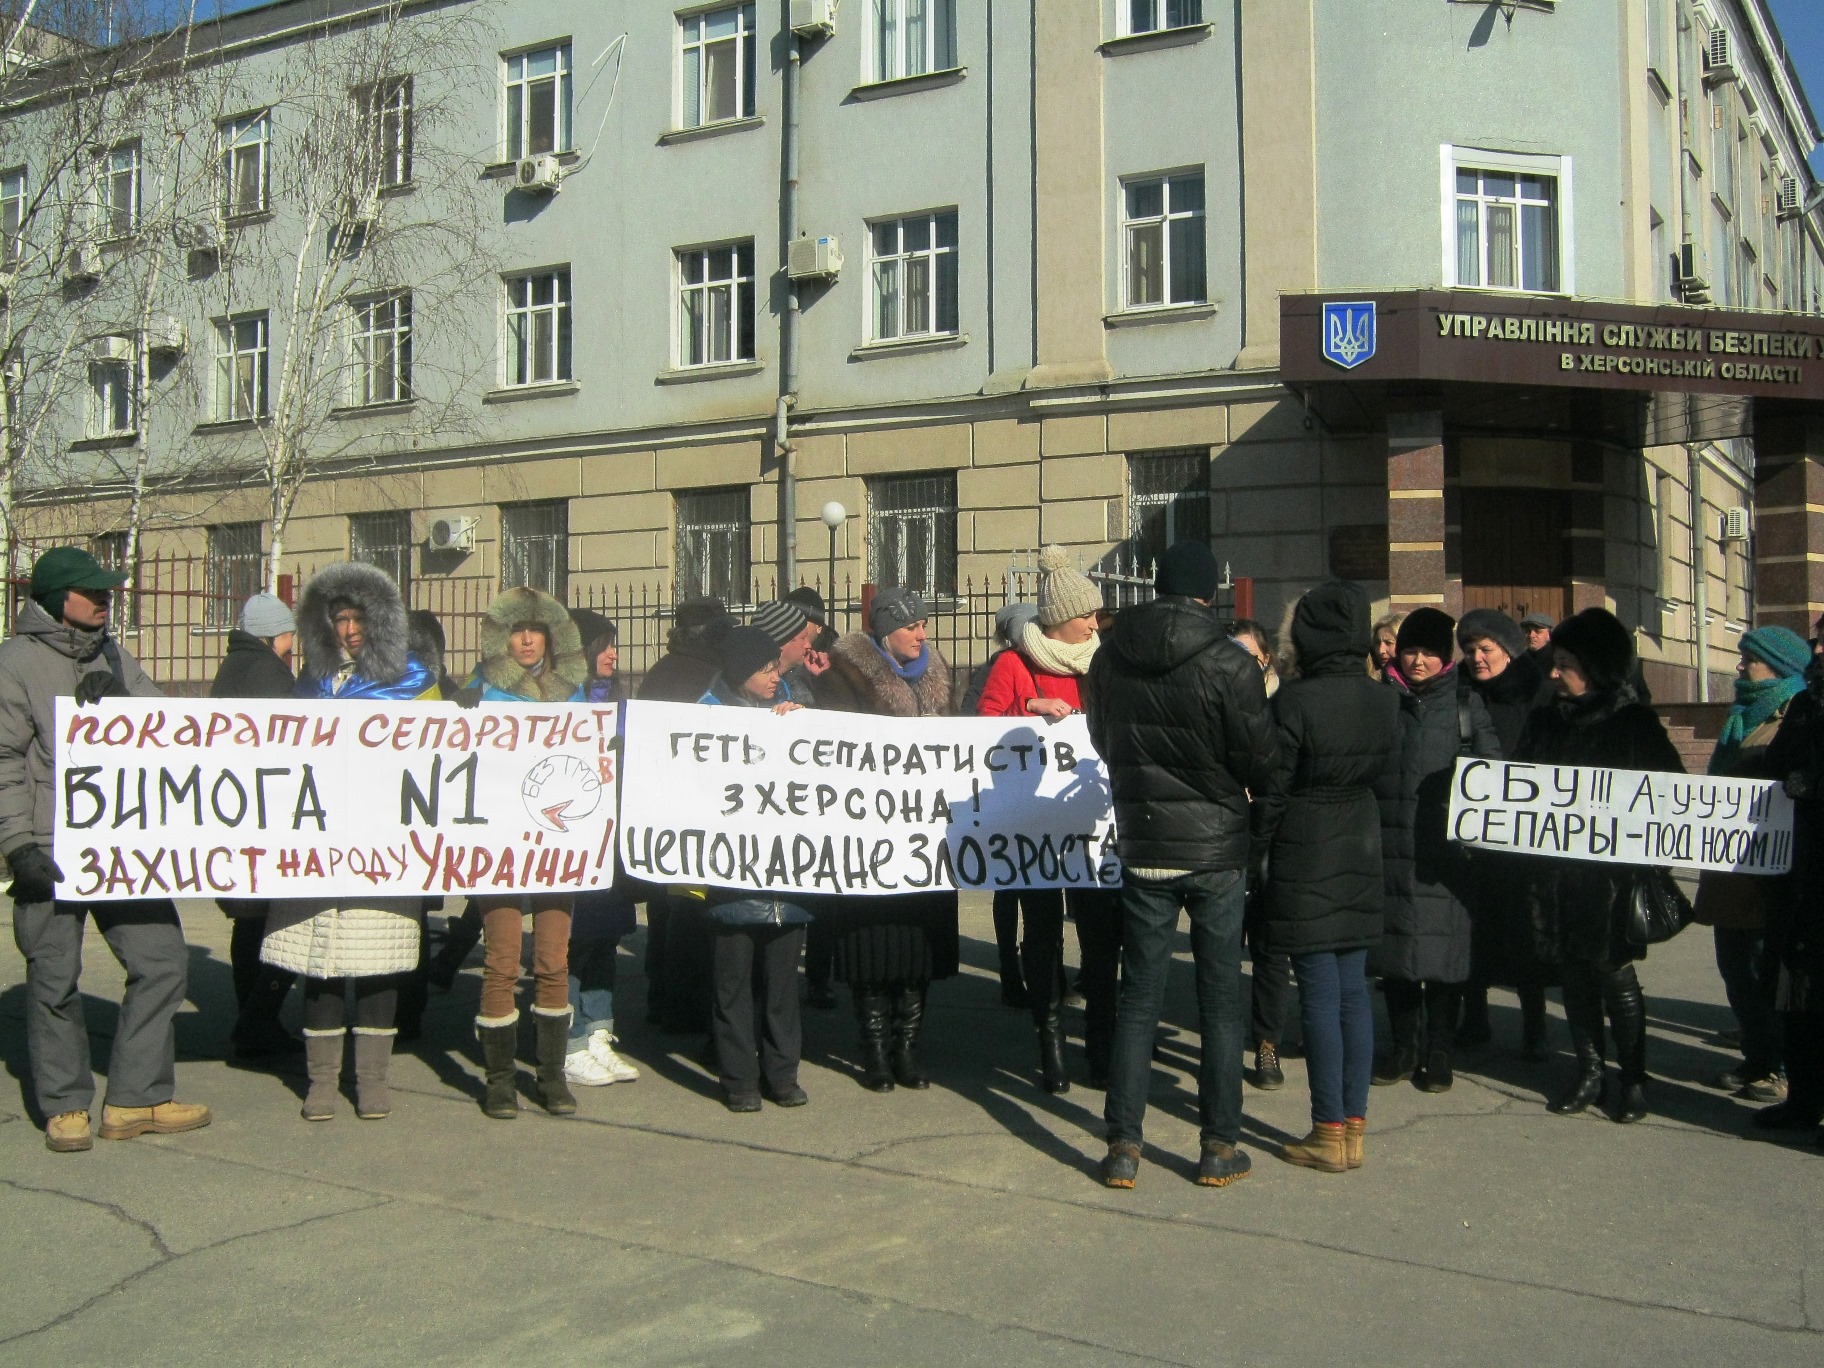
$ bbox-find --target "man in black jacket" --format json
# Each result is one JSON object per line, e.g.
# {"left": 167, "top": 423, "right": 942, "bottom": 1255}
{"left": 1084, "top": 541, "right": 1278, "bottom": 1190}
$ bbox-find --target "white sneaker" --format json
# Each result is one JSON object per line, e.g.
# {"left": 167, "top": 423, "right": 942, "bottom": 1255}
{"left": 564, "top": 1046, "right": 616, "bottom": 1086}
{"left": 588, "top": 1029, "right": 640, "bottom": 1082}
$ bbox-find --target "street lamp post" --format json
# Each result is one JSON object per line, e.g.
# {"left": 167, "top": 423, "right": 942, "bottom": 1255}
{"left": 820, "top": 501, "right": 846, "bottom": 629}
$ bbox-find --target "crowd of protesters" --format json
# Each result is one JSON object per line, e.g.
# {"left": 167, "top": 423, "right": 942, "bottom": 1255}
{"left": 4, "top": 540, "right": 1821, "bottom": 1182}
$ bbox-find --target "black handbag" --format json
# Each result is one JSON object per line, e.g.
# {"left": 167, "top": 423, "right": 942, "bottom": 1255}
{"left": 1623, "top": 867, "right": 1695, "bottom": 947}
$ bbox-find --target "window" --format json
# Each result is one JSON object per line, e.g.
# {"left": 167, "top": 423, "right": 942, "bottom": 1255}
{"left": 90, "top": 532, "right": 141, "bottom": 628}
{"left": 868, "top": 473, "right": 957, "bottom": 599}
{"left": 680, "top": 5, "right": 757, "bottom": 128}
{"left": 89, "top": 344, "right": 136, "bottom": 437}
{"left": 505, "top": 44, "right": 572, "bottom": 158}
{"left": 677, "top": 241, "right": 756, "bottom": 367}
{"left": 1122, "top": 173, "right": 1206, "bottom": 308}
{"left": 206, "top": 522, "right": 264, "bottom": 628}
{"left": 675, "top": 486, "right": 752, "bottom": 602}
{"left": 1125, "top": 0, "right": 1202, "bottom": 35}
{"left": 1, "top": 167, "right": 24, "bottom": 267}
{"left": 505, "top": 268, "right": 572, "bottom": 386}
{"left": 103, "top": 142, "right": 139, "bottom": 238}
{"left": 1127, "top": 450, "right": 1211, "bottom": 570}
{"left": 870, "top": 0, "right": 957, "bottom": 82}
{"left": 219, "top": 111, "right": 271, "bottom": 218}
{"left": 360, "top": 76, "right": 413, "bottom": 188}
{"left": 214, "top": 313, "right": 269, "bottom": 420}
{"left": 501, "top": 500, "right": 569, "bottom": 599}
{"left": 1451, "top": 163, "right": 1562, "bottom": 292}
{"left": 350, "top": 510, "right": 413, "bottom": 599}
{"left": 351, "top": 292, "right": 412, "bottom": 404}
{"left": 869, "top": 210, "right": 959, "bottom": 341}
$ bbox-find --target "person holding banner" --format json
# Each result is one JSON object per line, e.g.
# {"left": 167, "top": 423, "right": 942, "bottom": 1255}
{"left": 267, "top": 562, "right": 441, "bottom": 1122}
{"left": 1516, "top": 608, "right": 1682, "bottom": 1124}
{"left": 463, "top": 586, "right": 590, "bottom": 1118}
{"left": 1, "top": 546, "right": 210, "bottom": 1153}
{"left": 819, "top": 586, "right": 960, "bottom": 1093}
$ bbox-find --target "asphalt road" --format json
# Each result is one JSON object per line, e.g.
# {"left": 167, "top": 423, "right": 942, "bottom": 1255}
{"left": 2, "top": 895, "right": 1819, "bottom": 1366}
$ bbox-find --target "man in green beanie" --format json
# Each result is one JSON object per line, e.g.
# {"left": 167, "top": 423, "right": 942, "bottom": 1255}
{"left": 0, "top": 546, "right": 210, "bottom": 1152}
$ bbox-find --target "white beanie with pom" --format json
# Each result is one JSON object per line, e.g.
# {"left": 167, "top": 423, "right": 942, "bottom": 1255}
{"left": 1036, "top": 545, "right": 1102, "bottom": 627}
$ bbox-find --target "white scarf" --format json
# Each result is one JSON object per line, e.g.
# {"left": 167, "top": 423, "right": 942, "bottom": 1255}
{"left": 1019, "top": 620, "right": 1099, "bottom": 677}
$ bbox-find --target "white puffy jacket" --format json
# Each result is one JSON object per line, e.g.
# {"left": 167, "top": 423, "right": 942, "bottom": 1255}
{"left": 261, "top": 899, "right": 421, "bottom": 978}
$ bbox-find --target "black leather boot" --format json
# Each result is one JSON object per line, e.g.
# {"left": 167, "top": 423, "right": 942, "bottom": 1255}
{"left": 428, "top": 903, "right": 484, "bottom": 992}
{"left": 1419, "top": 983, "right": 1460, "bottom": 1093}
{"left": 1035, "top": 981, "right": 1070, "bottom": 1095}
{"left": 476, "top": 1015, "right": 520, "bottom": 1119}
{"left": 891, "top": 981, "right": 932, "bottom": 1089}
{"left": 1606, "top": 968, "right": 1649, "bottom": 1124}
{"left": 1548, "top": 978, "right": 1607, "bottom": 1115}
{"left": 1519, "top": 985, "right": 1550, "bottom": 1062}
{"left": 1373, "top": 980, "right": 1422, "bottom": 1086}
{"left": 533, "top": 1008, "right": 578, "bottom": 1115}
{"left": 854, "top": 985, "right": 895, "bottom": 1092}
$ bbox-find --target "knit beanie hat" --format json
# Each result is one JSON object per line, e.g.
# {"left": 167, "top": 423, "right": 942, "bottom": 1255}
{"left": 1549, "top": 608, "right": 1635, "bottom": 693}
{"left": 239, "top": 592, "right": 295, "bottom": 639}
{"left": 1154, "top": 540, "right": 1220, "bottom": 600}
{"left": 1035, "top": 545, "right": 1101, "bottom": 627}
{"left": 718, "top": 626, "right": 780, "bottom": 689}
{"left": 1455, "top": 607, "right": 1526, "bottom": 662}
{"left": 784, "top": 585, "right": 827, "bottom": 625}
{"left": 868, "top": 585, "right": 926, "bottom": 639}
{"left": 1395, "top": 606, "right": 1456, "bottom": 660}
{"left": 995, "top": 602, "right": 1039, "bottom": 647}
{"left": 751, "top": 599, "right": 809, "bottom": 648}
{"left": 1741, "top": 625, "right": 1811, "bottom": 680}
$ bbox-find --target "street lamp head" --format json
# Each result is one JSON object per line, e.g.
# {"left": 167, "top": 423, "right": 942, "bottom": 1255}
{"left": 820, "top": 501, "right": 847, "bottom": 530}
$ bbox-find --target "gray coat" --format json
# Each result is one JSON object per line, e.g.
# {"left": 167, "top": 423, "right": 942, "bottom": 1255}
{"left": 0, "top": 600, "right": 159, "bottom": 858}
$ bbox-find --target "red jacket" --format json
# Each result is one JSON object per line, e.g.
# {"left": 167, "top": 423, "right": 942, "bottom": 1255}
{"left": 974, "top": 647, "right": 1083, "bottom": 717}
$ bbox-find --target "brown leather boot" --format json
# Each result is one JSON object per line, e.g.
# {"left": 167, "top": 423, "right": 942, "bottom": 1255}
{"left": 45, "top": 1110, "right": 92, "bottom": 1152}
{"left": 1343, "top": 1117, "right": 1365, "bottom": 1170}
{"left": 1279, "top": 1123, "right": 1347, "bottom": 1173}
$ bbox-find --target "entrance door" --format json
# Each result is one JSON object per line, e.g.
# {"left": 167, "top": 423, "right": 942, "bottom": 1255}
{"left": 1458, "top": 488, "right": 1571, "bottom": 622}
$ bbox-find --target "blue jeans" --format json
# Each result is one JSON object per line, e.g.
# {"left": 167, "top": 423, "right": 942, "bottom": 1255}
{"left": 568, "top": 936, "right": 620, "bottom": 1045}
{"left": 1293, "top": 949, "right": 1373, "bottom": 1126}
{"left": 1104, "top": 869, "right": 1247, "bottom": 1148}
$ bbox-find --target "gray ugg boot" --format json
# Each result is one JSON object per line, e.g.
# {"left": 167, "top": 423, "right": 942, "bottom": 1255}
{"left": 352, "top": 1027, "right": 396, "bottom": 1119}
{"left": 301, "top": 1029, "right": 345, "bottom": 1121}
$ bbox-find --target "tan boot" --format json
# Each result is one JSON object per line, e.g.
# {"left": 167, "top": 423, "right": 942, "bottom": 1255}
{"left": 45, "top": 1110, "right": 92, "bottom": 1153}
{"left": 1344, "top": 1117, "right": 1365, "bottom": 1170}
{"left": 98, "top": 1100, "right": 211, "bottom": 1140}
{"left": 1279, "top": 1123, "right": 1347, "bottom": 1173}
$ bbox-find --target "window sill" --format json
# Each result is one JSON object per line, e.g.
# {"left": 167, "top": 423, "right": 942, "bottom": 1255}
{"left": 1646, "top": 67, "right": 1672, "bottom": 102}
{"left": 69, "top": 432, "right": 140, "bottom": 451}
{"left": 483, "top": 381, "right": 579, "bottom": 404}
{"left": 193, "top": 417, "right": 264, "bottom": 434}
{"left": 1712, "top": 191, "right": 1734, "bottom": 221}
{"left": 1099, "top": 23, "right": 1212, "bottom": 56}
{"left": 378, "top": 181, "right": 415, "bottom": 198}
{"left": 1443, "top": 285, "right": 1573, "bottom": 300}
{"left": 851, "top": 333, "right": 968, "bottom": 360}
{"left": 659, "top": 115, "right": 765, "bottom": 146}
{"left": 480, "top": 151, "right": 582, "bottom": 179}
{"left": 847, "top": 67, "right": 967, "bottom": 102}
{"left": 655, "top": 359, "right": 765, "bottom": 384}
{"left": 1104, "top": 303, "right": 1216, "bottom": 329}
{"left": 222, "top": 209, "right": 273, "bottom": 228}
{"left": 330, "top": 398, "right": 417, "bottom": 419}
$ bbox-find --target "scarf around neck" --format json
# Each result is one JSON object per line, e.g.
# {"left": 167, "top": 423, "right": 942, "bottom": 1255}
{"left": 1711, "top": 672, "right": 1804, "bottom": 773}
{"left": 1018, "top": 621, "right": 1099, "bottom": 677}
{"left": 871, "top": 637, "right": 929, "bottom": 680}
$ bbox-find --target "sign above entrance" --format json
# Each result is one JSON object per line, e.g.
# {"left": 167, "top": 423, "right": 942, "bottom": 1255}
{"left": 1282, "top": 290, "right": 1824, "bottom": 402}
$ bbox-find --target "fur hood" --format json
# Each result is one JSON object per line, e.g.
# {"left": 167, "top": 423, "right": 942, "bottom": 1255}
{"left": 477, "top": 586, "right": 585, "bottom": 701}
{"left": 824, "top": 631, "right": 952, "bottom": 717}
{"left": 297, "top": 561, "right": 411, "bottom": 686}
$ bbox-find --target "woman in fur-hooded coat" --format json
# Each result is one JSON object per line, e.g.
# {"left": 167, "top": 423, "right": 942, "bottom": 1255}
{"left": 263, "top": 561, "right": 438, "bottom": 1122}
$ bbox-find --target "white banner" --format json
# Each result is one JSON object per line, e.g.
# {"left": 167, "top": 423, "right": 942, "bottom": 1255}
{"left": 618, "top": 702, "right": 1121, "bottom": 895}
{"left": 1448, "top": 757, "right": 1794, "bottom": 875}
{"left": 53, "top": 699, "right": 621, "bottom": 901}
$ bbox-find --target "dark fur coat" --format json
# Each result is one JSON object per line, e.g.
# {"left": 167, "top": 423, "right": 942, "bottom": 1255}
{"left": 820, "top": 632, "right": 953, "bottom": 717}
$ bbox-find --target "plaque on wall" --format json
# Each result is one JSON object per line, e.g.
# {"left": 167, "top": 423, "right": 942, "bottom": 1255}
{"left": 1329, "top": 524, "right": 1390, "bottom": 581}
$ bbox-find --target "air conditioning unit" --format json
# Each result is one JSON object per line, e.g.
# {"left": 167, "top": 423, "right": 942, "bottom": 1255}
{"left": 1703, "top": 26, "right": 1737, "bottom": 86}
{"left": 1678, "top": 240, "right": 1712, "bottom": 302}
{"left": 787, "top": 234, "right": 843, "bottom": 282}
{"left": 427, "top": 515, "right": 478, "bottom": 553}
{"left": 1778, "top": 175, "right": 1802, "bottom": 219}
{"left": 1721, "top": 506, "right": 1751, "bottom": 542}
{"left": 146, "top": 314, "right": 187, "bottom": 357}
{"left": 175, "top": 217, "right": 221, "bottom": 253}
{"left": 790, "top": 0, "right": 838, "bottom": 38}
{"left": 515, "top": 154, "right": 563, "bottom": 195}
{"left": 65, "top": 240, "right": 103, "bottom": 283}
{"left": 90, "top": 335, "right": 133, "bottom": 363}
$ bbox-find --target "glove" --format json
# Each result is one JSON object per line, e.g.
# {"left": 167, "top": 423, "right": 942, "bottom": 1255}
{"left": 74, "top": 670, "right": 129, "bottom": 706}
{"left": 451, "top": 684, "right": 481, "bottom": 710}
{"left": 7, "top": 844, "right": 64, "bottom": 904}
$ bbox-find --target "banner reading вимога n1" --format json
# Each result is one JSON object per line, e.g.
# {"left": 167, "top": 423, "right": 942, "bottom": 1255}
{"left": 52, "top": 699, "right": 621, "bottom": 900}
{"left": 1447, "top": 757, "right": 1794, "bottom": 875}
{"left": 618, "top": 701, "right": 1121, "bottom": 895}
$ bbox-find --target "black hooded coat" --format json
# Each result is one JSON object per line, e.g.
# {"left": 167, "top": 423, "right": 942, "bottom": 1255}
{"left": 1251, "top": 582, "right": 1399, "bottom": 956}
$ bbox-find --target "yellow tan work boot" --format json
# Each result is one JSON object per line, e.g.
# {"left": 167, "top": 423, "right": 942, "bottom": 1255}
{"left": 98, "top": 1100, "right": 212, "bottom": 1141}
{"left": 1344, "top": 1117, "right": 1365, "bottom": 1170}
{"left": 1279, "top": 1122, "right": 1348, "bottom": 1173}
{"left": 45, "top": 1110, "right": 92, "bottom": 1153}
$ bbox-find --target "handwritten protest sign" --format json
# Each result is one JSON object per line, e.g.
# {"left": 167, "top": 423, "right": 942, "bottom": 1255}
{"left": 618, "top": 702, "right": 1121, "bottom": 895}
{"left": 1448, "top": 758, "right": 1793, "bottom": 875}
{"left": 53, "top": 699, "right": 621, "bottom": 901}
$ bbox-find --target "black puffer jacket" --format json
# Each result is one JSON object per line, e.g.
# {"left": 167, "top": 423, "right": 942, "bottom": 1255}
{"left": 1252, "top": 582, "right": 1398, "bottom": 955}
{"left": 210, "top": 629, "right": 296, "bottom": 700}
{"left": 1766, "top": 684, "right": 1824, "bottom": 996}
{"left": 1371, "top": 668, "right": 1501, "bottom": 983}
{"left": 1085, "top": 596, "right": 1277, "bottom": 873}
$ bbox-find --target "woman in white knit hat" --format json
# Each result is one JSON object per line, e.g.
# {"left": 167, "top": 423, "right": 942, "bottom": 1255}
{"left": 974, "top": 547, "right": 1121, "bottom": 1093}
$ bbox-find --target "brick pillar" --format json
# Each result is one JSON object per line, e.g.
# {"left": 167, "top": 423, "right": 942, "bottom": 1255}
{"left": 1754, "top": 413, "right": 1824, "bottom": 634}
{"left": 1567, "top": 442, "right": 1607, "bottom": 613}
{"left": 1387, "top": 411, "right": 1458, "bottom": 614}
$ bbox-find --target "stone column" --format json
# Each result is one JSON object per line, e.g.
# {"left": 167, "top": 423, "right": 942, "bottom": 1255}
{"left": 1753, "top": 413, "right": 1824, "bottom": 635}
{"left": 1567, "top": 442, "right": 1608, "bottom": 612}
{"left": 1387, "top": 411, "right": 1457, "bottom": 615}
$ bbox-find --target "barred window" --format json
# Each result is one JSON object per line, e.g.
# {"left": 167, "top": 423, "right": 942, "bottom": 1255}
{"left": 1127, "top": 450, "right": 1210, "bottom": 570}
{"left": 206, "top": 522, "right": 264, "bottom": 628}
{"left": 675, "top": 486, "right": 752, "bottom": 603}
{"left": 90, "top": 531, "right": 140, "bottom": 628}
{"left": 501, "top": 500, "right": 568, "bottom": 599}
{"left": 350, "top": 510, "right": 414, "bottom": 601}
{"left": 869, "top": 472, "right": 957, "bottom": 599}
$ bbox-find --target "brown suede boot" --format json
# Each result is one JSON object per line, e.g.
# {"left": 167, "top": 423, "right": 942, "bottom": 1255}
{"left": 1279, "top": 1123, "right": 1347, "bottom": 1173}
{"left": 1343, "top": 1117, "right": 1365, "bottom": 1170}
{"left": 98, "top": 1100, "right": 211, "bottom": 1140}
